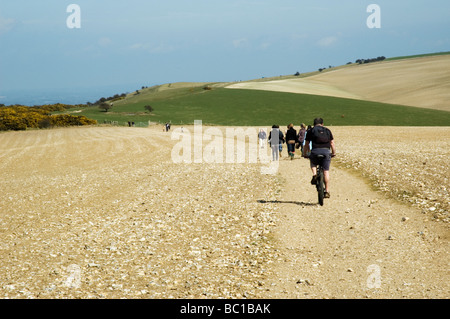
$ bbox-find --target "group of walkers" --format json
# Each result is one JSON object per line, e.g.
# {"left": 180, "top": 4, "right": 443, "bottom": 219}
{"left": 265, "top": 123, "right": 311, "bottom": 161}
{"left": 264, "top": 117, "right": 336, "bottom": 199}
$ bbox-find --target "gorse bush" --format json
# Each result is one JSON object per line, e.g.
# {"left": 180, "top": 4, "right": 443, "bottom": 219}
{"left": 0, "top": 105, "right": 97, "bottom": 131}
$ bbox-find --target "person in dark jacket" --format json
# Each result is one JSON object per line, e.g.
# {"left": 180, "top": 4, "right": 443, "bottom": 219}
{"left": 285, "top": 123, "right": 297, "bottom": 160}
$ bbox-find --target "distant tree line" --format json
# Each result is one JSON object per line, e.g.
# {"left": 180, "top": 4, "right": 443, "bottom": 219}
{"left": 318, "top": 65, "right": 335, "bottom": 72}
{"left": 313, "top": 56, "right": 386, "bottom": 73}
{"left": 88, "top": 85, "right": 151, "bottom": 106}
{"left": 87, "top": 93, "right": 127, "bottom": 106}
{"left": 355, "top": 56, "right": 386, "bottom": 64}
{"left": 0, "top": 104, "right": 97, "bottom": 131}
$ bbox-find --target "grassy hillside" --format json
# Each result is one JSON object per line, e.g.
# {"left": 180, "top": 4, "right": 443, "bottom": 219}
{"left": 74, "top": 85, "right": 450, "bottom": 126}
{"left": 75, "top": 83, "right": 210, "bottom": 124}
{"left": 145, "top": 88, "right": 450, "bottom": 126}
{"left": 385, "top": 51, "right": 450, "bottom": 61}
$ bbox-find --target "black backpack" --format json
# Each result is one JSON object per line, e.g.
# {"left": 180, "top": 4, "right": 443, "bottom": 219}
{"left": 312, "top": 126, "right": 331, "bottom": 144}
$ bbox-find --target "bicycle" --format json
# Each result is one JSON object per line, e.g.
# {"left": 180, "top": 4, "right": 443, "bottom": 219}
{"left": 304, "top": 153, "right": 334, "bottom": 206}
{"left": 315, "top": 155, "right": 326, "bottom": 206}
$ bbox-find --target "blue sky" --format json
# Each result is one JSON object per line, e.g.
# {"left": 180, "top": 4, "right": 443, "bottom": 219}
{"left": 0, "top": 0, "right": 449, "bottom": 104}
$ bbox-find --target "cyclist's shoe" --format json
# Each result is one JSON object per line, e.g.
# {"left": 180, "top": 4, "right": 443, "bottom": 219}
{"left": 310, "top": 175, "right": 318, "bottom": 185}
{"left": 324, "top": 192, "right": 331, "bottom": 199}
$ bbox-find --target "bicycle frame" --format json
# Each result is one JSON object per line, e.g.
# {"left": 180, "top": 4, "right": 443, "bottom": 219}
{"left": 315, "top": 155, "right": 326, "bottom": 206}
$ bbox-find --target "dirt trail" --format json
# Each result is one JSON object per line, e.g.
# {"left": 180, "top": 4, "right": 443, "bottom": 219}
{"left": 264, "top": 156, "right": 448, "bottom": 298}
{"left": 0, "top": 126, "right": 448, "bottom": 299}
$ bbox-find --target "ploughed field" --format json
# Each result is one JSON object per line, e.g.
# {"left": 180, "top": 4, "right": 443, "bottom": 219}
{"left": 0, "top": 125, "right": 448, "bottom": 298}
{"left": 332, "top": 126, "right": 449, "bottom": 222}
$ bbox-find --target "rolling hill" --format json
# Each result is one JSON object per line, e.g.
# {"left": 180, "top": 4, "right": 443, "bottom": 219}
{"left": 226, "top": 53, "right": 450, "bottom": 112}
{"left": 62, "top": 52, "right": 450, "bottom": 126}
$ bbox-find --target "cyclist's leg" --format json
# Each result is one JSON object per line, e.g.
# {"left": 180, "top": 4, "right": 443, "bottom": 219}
{"left": 324, "top": 170, "right": 330, "bottom": 192}
{"left": 322, "top": 157, "right": 332, "bottom": 195}
{"left": 309, "top": 158, "right": 318, "bottom": 184}
{"left": 310, "top": 163, "right": 317, "bottom": 176}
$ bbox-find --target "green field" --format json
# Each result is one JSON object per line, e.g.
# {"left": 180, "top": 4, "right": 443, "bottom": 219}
{"left": 385, "top": 51, "right": 450, "bottom": 61}
{"left": 72, "top": 85, "right": 450, "bottom": 127}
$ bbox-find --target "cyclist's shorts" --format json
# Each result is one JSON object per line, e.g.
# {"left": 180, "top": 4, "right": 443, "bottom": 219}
{"left": 310, "top": 148, "right": 332, "bottom": 171}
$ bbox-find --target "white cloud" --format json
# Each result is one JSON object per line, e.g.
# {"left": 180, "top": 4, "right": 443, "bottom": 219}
{"left": 128, "top": 42, "right": 175, "bottom": 54}
{"left": 0, "top": 16, "right": 14, "bottom": 34}
{"left": 436, "top": 38, "right": 449, "bottom": 46}
{"left": 129, "top": 43, "right": 149, "bottom": 50}
{"left": 259, "top": 42, "right": 271, "bottom": 50}
{"left": 233, "top": 38, "right": 249, "bottom": 48}
{"left": 98, "top": 37, "right": 112, "bottom": 47}
{"left": 291, "top": 33, "right": 309, "bottom": 41}
{"left": 317, "top": 36, "right": 338, "bottom": 47}
{"left": 148, "top": 44, "right": 175, "bottom": 54}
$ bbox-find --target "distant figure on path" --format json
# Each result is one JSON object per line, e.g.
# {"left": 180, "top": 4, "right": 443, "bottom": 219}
{"left": 297, "top": 123, "right": 307, "bottom": 153}
{"left": 303, "top": 125, "right": 313, "bottom": 155}
{"left": 258, "top": 129, "right": 267, "bottom": 148}
{"left": 285, "top": 123, "right": 297, "bottom": 160}
{"left": 268, "top": 125, "right": 284, "bottom": 161}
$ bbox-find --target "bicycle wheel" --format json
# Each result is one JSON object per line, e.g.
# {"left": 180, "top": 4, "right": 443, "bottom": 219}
{"left": 317, "top": 169, "right": 325, "bottom": 206}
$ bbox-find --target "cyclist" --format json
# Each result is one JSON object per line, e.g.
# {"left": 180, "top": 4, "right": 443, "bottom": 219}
{"left": 302, "top": 118, "right": 336, "bottom": 198}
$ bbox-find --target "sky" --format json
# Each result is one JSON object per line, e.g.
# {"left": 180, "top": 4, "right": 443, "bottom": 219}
{"left": 0, "top": 0, "right": 449, "bottom": 105}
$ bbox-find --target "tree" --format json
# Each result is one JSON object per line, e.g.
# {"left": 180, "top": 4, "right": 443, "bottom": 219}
{"left": 99, "top": 102, "right": 112, "bottom": 112}
{"left": 144, "top": 105, "right": 154, "bottom": 113}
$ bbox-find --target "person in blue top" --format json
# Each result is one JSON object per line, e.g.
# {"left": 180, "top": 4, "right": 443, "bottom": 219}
{"left": 302, "top": 118, "right": 336, "bottom": 198}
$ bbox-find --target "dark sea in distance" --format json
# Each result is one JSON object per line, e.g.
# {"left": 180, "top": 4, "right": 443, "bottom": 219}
{"left": 0, "top": 84, "right": 144, "bottom": 106}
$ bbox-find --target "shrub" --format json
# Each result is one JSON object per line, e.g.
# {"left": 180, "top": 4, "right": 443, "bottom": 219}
{"left": 0, "top": 105, "right": 97, "bottom": 131}
{"left": 99, "top": 102, "right": 112, "bottom": 112}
